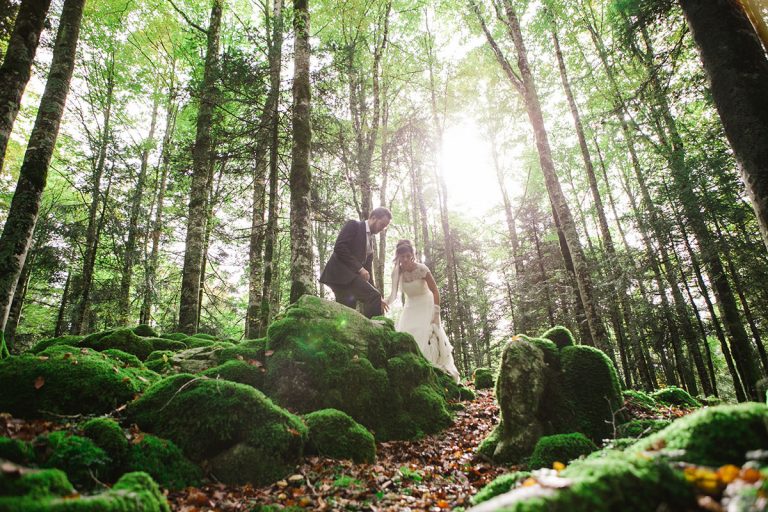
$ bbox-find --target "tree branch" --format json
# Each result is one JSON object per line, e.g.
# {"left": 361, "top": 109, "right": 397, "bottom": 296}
{"left": 167, "top": 0, "right": 208, "bottom": 34}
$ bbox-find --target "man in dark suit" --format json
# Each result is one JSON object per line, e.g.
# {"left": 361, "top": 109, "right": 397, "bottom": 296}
{"left": 320, "top": 207, "right": 392, "bottom": 318}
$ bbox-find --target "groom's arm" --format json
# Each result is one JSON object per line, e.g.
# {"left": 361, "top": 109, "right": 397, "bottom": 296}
{"left": 334, "top": 220, "right": 363, "bottom": 272}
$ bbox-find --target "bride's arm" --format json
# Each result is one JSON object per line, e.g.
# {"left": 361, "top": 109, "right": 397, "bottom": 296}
{"left": 425, "top": 271, "right": 441, "bottom": 324}
{"left": 383, "top": 265, "right": 400, "bottom": 306}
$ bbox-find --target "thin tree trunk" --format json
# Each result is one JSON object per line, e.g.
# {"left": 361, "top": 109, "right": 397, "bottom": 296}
{"left": 0, "top": 0, "right": 84, "bottom": 334}
{"left": 375, "top": 93, "right": 391, "bottom": 293}
{"left": 531, "top": 219, "right": 555, "bottom": 327}
{"left": 288, "top": 0, "right": 314, "bottom": 303}
{"left": 0, "top": 0, "right": 52, "bottom": 171}
{"left": 118, "top": 93, "right": 159, "bottom": 325}
{"left": 679, "top": 0, "right": 768, "bottom": 251}
{"left": 4, "top": 250, "right": 34, "bottom": 350}
{"left": 140, "top": 81, "right": 178, "bottom": 325}
{"left": 178, "top": 0, "right": 222, "bottom": 334}
{"left": 55, "top": 271, "right": 71, "bottom": 337}
{"left": 247, "top": 0, "right": 283, "bottom": 338}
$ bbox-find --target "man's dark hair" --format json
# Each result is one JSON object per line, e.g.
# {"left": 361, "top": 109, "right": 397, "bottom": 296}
{"left": 369, "top": 207, "right": 392, "bottom": 220}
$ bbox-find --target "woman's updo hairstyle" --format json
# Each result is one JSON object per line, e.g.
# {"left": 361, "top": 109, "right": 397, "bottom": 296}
{"left": 394, "top": 239, "right": 415, "bottom": 261}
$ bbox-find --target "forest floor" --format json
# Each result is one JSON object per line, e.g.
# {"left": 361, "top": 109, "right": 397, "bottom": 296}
{"left": 168, "top": 388, "right": 507, "bottom": 512}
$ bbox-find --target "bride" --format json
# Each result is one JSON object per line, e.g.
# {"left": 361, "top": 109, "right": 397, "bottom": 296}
{"left": 383, "top": 240, "right": 461, "bottom": 383}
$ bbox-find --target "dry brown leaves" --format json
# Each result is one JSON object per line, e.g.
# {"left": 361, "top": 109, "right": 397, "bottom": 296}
{"left": 168, "top": 389, "right": 508, "bottom": 511}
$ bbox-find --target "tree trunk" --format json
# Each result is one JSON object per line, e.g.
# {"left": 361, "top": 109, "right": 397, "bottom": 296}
{"left": 0, "top": 0, "right": 52, "bottom": 171}
{"left": 288, "top": 0, "right": 314, "bottom": 303}
{"left": 140, "top": 80, "right": 178, "bottom": 325}
{"left": 4, "top": 249, "right": 34, "bottom": 350}
{"left": 55, "top": 271, "right": 71, "bottom": 337}
{"left": 178, "top": 0, "right": 222, "bottom": 334}
{"left": 0, "top": 0, "right": 84, "bottom": 333}
{"left": 247, "top": 0, "right": 283, "bottom": 338}
{"left": 118, "top": 93, "right": 159, "bottom": 325}
{"left": 679, "top": 0, "right": 768, "bottom": 251}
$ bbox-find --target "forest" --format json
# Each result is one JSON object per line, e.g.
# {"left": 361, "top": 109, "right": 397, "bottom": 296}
{"left": 1, "top": 0, "right": 768, "bottom": 510}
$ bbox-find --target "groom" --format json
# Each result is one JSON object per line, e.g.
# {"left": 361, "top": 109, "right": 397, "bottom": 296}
{"left": 320, "top": 207, "right": 392, "bottom": 318}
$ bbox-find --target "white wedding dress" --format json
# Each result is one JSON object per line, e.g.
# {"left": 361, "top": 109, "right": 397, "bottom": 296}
{"left": 385, "top": 263, "right": 461, "bottom": 383}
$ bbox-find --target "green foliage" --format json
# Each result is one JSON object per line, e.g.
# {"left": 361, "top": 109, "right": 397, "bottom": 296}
{"left": 303, "top": 409, "right": 376, "bottom": 463}
{"left": 199, "top": 359, "right": 264, "bottom": 389}
{"left": 632, "top": 403, "right": 768, "bottom": 466}
{"left": 470, "top": 471, "right": 532, "bottom": 505}
{"left": 0, "top": 348, "right": 153, "bottom": 418}
{"left": 540, "top": 326, "right": 576, "bottom": 350}
{"left": 615, "top": 419, "right": 670, "bottom": 439}
{"left": 622, "top": 389, "right": 657, "bottom": 411}
{"left": 37, "top": 431, "right": 110, "bottom": 489}
{"left": 0, "top": 437, "right": 35, "bottom": 464}
{"left": 560, "top": 345, "right": 624, "bottom": 442}
{"left": 473, "top": 367, "right": 494, "bottom": 389}
{"left": 263, "top": 296, "right": 453, "bottom": 440}
{"left": 398, "top": 466, "right": 423, "bottom": 482}
{"left": 528, "top": 433, "right": 597, "bottom": 469}
{"left": 127, "top": 434, "right": 202, "bottom": 489}
{"left": 650, "top": 386, "right": 701, "bottom": 408}
{"left": 126, "top": 373, "right": 306, "bottom": 485}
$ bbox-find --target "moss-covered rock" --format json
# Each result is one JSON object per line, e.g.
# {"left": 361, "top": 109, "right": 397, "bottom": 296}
{"left": 0, "top": 348, "right": 153, "bottom": 418}
{"left": 632, "top": 403, "right": 768, "bottom": 466}
{"left": 469, "top": 452, "right": 695, "bottom": 512}
{"left": 0, "top": 466, "right": 74, "bottom": 499}
{"left": 650, "top": 386, "right": 701, "bottom": 408}
{"left": 473, "top": 368, "right": 494, "bottom": 389}
{"left": 127, "top": 434, "right": 202, "bottom": 489}
{"left": 144, "top": 337, "right": 188, "bottom": 353}
{"left": 28, "top": 335, "right": 83, "bottom": 354}
{"left": 80, "top": 418, "right": 129, "bottom": 465}
{"left": 540, "top": 326, "right": 575, "bottom": 350}
{"left": 36, "top": 431, "right": 110, "bottom": 489}
{"left": 199, "top": 360, "right": 264, "bottom": 389}
{"left": 435, "top": 370, "right": 475, "bottom": 401}
{"left": 80, "top": 329, "right": 155, "bottom": 360}
{"left": 470, "top": 471, "right": 531, "bottom": 505}
{"left": 100, "top": 349, "right": 143, "bottom": 368}
{"left": 0, "top": 437, "right": 35, "bottom": 464}
{"left": 263, "top": 296, "right": 454, "bottom": 440}
{"left": 622, "top": 389, "right": 657, "bottom": 411}
{"left": 560, "top": 345, "right": 623, "bottom": 442}
{"left": 303, "top": 409, "right": 376, "bottom": 463}
{"left": 144, "top": 350, "right": 175, "bottom": 373}
{"left": 615, "top": 419, "right": 670, "bottom": 439}
{"left": 160, "top": 332, "right": 188, "bottom": 342}
{"left": 132, "top": 325, "right": 158, "bottom": 338}
{"left": 190, "top": 333, "right": 218, "bottom": 341}
{"left": 126, "top": 373, "right": 306, "bottom": 485}
{"left": 528, "top": 433, "right": 597, "bottom": 470}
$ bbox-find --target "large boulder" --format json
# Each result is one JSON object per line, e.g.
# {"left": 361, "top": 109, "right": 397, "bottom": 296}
{"left": 478, "top": 329, "right": 622, "bottom": 464}
{"left": 262, "top": 296, "right": 454, "bottom": 440}
{"left": 0, "top": 347, "right": 157, "bottom": 418}
{"left": 126, "top": 373, "right": 306, "bottom": 485}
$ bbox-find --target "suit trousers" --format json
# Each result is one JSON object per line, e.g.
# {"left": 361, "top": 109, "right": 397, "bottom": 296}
{"left": 329, "top": 275, "right": 382, "bottom": 318}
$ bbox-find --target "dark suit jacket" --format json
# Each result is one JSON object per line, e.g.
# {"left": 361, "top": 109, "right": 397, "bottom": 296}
{"left": 319, "top": 220, "right": 374, "bottom": 287}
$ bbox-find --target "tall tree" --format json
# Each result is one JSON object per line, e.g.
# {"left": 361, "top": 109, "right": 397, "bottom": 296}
{"left": 289, "top": 0, "right": 314, "bottom": 303}
{"left": 178, "top": 0, "right": 222, "bottom": 334}
{"left": 0, "top": 0, "right": 52, "bottom": 171}
{"left": 0, "top": 0, "right": 86, "bottom": 340}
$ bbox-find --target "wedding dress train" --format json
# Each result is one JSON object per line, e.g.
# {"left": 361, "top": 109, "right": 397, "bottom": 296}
{"left": 385, "top": 263, "right": 461, "bottom": 383}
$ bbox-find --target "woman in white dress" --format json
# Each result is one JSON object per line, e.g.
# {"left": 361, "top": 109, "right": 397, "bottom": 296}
{"left": 384, "top": 240, "right": 461, "bottom": 383}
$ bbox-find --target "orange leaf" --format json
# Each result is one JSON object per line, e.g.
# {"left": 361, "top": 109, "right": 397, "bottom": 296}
{"left": 740, "top": 467, "right": 761, "bottom": 484}
{"left": 717, "top": 464, "right": 740, "bottom": 484}
{"left": 437, "top": 499, "right": 450, "bottom": 509}
{"left": 34, "top": 376, "right": 45, "bottom": 389}
{"left": 553, "top": 461, "right": 566, "bottom": 471}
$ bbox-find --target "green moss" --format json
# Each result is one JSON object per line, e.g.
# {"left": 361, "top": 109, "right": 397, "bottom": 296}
{"left": 132, "top": 325, "right": 158, "bottom": 338}
{"left": 470, "top": 471, "right": 531, "bottom": 505}
{"left": 0, "top": 437, "right": 34, "bottom": 464}
{"left": 264, "top": 296, "right": 453, "bottom": 441}
{"left": 199, "top": 360, "right": 264, "bottom": 389}
{"left": 100, "top": 349, "right": 143, "bottom": 368}
{"left": 560, "top": 345, "right": 623, "bottom": 442}
{"left": 528, "top": 433, "right": 597, "bottom": 470}
{"left": 160, "top": 333, "right": 188, "bottom": 342}
{"left": 80, "top": 418, "right": 129, "bottom": 470}
{"left": 215, "top": 338, "right": 266, "bottom": 363}
{"left": 473, "top": 367, "right": 494, "bottom": 389}
{"left": 29, "top": 335, "right": 83, "bottom": 354}
{"left": 622, "top": 389, "right": 657, "bottom": 411}
{"left": 477, "top": 423, "right": 502, "bottom": 460}
{"left": 0, "top": 467, "right": 73, "bottom": 498}
{"left": 0, "top": 349, "right": 151, "bottom": 418}
{"left": 524, "top": 337, "right": 560, "bottom": 371}
{"left": 615, "top": 419, "right": 670, "bottom": 439}
{"left": 144, "top": 350, "right": 175, "bottom": 373}
{"left": 127, "top": 373, "right": 306, "bottom": 485}
{"left": 633, "top": 403, "right": 768, "bottom": 466}
{"left": 37, "top": 432, "right": 110, "bottom": 489}
{"left": 303, "top": 409, "right": 376, "bottom": 463}
{"left": 127, "top": 434, "right": 202, "bottom": 489}
{"left": 190, "top": 333, "right": 217, "bottom": 341}
{"left": 144, "top": 337, "right": 187, "bottom": 353}
{"left": 540, "top": 326, "right": 576, "bottom": 350}
{"left": 408, "top": 384, "right": 452, "bottom": 436}
{"left": 435, "top": 370, "right": 475, "bottom": 401}
{"left": 185, "top": 338, "right": 215, "bottom": 348}
{"left": 650, "top": 386, "right": 701, "bottom": 408}
{"left": 80, "top": 329, "right": 154, "bottom": 360}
